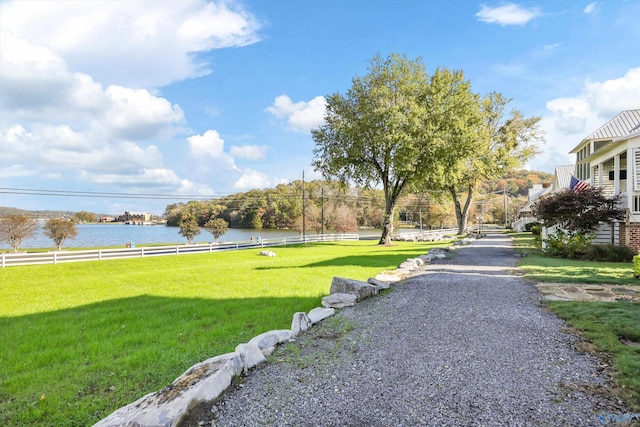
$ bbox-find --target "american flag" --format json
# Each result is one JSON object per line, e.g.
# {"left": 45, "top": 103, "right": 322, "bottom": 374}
{"left": 569, "top": 175, "right": 589, "bottom": 192}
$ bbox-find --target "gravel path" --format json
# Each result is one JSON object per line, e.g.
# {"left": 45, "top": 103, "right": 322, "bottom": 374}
{"left": 180, "top": 232, "right": 627, "bottom": 426}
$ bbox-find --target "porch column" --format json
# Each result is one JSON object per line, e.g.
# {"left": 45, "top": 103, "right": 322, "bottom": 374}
{"left": 614, "top": 154, "right": 621, "bottom": 194}
{"left": 598, "top": 162, "right": 604, "bottom": 188}
{"left": 627, "top": 148, "right": 634, "bottom": 212}
{"left": 590, "top": 164, "right": 596, "bottom": 186}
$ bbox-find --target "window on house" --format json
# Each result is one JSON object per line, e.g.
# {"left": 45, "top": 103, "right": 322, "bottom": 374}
{"left": 608, "top": 170, "right": 628, "bottom": 180}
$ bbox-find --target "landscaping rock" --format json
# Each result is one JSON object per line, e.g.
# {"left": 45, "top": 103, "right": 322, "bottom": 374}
{"left": 248, "top": 330, "right": 294, "bottom": 355}
{"left": 375, "top": 270, "right": 404, "bottom": 283}
{"left": 308, "top": 307, "right": 335, "bottom": 324}
{"left": 291, "top": 312, "right": 312, "bottom": 336}
{"left": 398, "top": 258, "right": 422, "bottom": 271}
{"left": 367, "top": 277, "right": 391, "bottom": 290}
{"left": 235, "top": 343, "right": 266, "bottom": 373}
{"left": 329, "top": 277, "right": 380, "bottom": 301}
{"left": 94, "top": 352, "right": 243, "bottom": 427}
{"left": 321, "top": 293, "right": 357, "bottom": 309}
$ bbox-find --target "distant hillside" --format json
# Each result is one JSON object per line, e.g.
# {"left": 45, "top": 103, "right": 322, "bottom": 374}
{"left": 0, "top": 206, "right": 77, "bottom": 219}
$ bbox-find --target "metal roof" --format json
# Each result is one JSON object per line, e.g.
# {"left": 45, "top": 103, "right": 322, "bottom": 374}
{"left": 570, "top": 109, "right": 640, "bottom": 153}
{"left": 586, "top": 109, "right": 640, "bottom": 140}
{"left": 553, "top": 164, "right": 575, "bottom": 191}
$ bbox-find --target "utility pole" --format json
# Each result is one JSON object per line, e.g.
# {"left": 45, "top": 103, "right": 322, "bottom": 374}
{"left": 418, "top": 194, "right": 423, "bottom": 232}
{"left": 321, "top": 187, "right": 325, "bottom": 235}
{"left": 503, "top": 186, "right": 508, "bottom": 229}
{"left": 302, "top": 171, "right": 306, "bottom": 239}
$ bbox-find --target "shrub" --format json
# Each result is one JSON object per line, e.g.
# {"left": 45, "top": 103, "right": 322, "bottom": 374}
{"left": 634, "top": 255, "right": 640, "bottom": 278}
{"left": 529, "top": 224, "right": 542, "bottom": 235}
{"left": 582, "top": 244, "right": 635, "bottom": 263}
{"left": 544, "top": 229, "right": 592, "bottom": 259}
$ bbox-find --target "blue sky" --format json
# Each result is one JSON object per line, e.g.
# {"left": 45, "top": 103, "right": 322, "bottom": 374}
{"left": 1, "top": 0, "right": 639, "bottom": 214}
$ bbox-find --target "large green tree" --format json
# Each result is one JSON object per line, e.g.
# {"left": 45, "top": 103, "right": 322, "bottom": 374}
{"left": 313, "top": 54, "right": 476, "bottom": 244}
{"left": 439, "top": 93, "right": 543, "bottom": 233}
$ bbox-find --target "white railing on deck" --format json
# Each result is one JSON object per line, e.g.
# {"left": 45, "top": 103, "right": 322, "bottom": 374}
{"left": 0, "top": 233, "right": 359, "bottom": 268}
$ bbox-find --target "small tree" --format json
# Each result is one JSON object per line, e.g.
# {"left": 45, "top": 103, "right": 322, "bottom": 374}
{"left": 331, "top": 205, "right": 358, "bottom": 233}
{"left": 532, "top": 187, "right": 625, "bottom": 234}
{"left": 178, "top": 216, "right": 201, "bottom": 244}
{"left": 73, "top": 211, "right": 98, "bottom": 223}
{"left": 43, "top": 218, "right": 78, "bottom": 250}
{"left": 532, "top": 187, "right": 625, "bottom": 258}
{"left": 204, "top": 218, "right": 229, "bottom": 243}
{"left": 0, "top": 215, "right": 39, "bottom": 252}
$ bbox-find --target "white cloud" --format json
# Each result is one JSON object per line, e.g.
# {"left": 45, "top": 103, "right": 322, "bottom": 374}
{"left": 584, "top": 68, "right": 640, "bottom": 117}
{"left": 0, "top": 0, "right": 262, "bottom": 88}
{"left": 233, "top": 169, "right": 284, "bottom": 190}
{"left": 103, "top": 86, "right": 185, "bottom": 140}
{"left": 187, "top": 130, "right": 226, "bottom": 158}
{"left": 584, "top": 2, "right": 598, "bottom": 14}
{"left": 266, "top": 95, "right": 326, "bottom": 132}
{"left": 0, "top": 27, "right": 216, "bottom": 201}
{"left": 41, "top": 172, "right": 62, "bottom": 180}
{"left": 543, "top": 42, "right": 562, "bottom": 51}
{"left": 0, "top": 123, "right": 165, "bottom": 173}
{"left": 82, "top": 168, "right": 182, "bottom": 186}
{"left": 536, "top": 67, "right": 640, "bottom": 171}
{"left": 229, "top": 144, "right": 268, "bottom": 160}
{"left": 0, "top": 30, "right": 185, "bottom": 140}
{"left": 476, "top": 3, "right": 541, "bottom": 26}
{"left": 0, "top": 165, "right": 35, "bottom": 178}
{"left": 186, "top": 130, "right": 239, "bottom": 171}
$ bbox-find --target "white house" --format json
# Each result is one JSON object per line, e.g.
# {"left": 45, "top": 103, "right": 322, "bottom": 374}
{"left": 512, "top": 165, "right": 573, "bottom": 231}
{"left": 568, "top": 109, "right": 640, "bottom": 251}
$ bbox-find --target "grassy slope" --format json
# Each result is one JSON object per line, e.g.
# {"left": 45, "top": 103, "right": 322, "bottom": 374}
{"left": 0, "top": 240, "right": 444, "bottom": 426}
{"left": 512, "top": 232, "right": 640, "bottom": 410}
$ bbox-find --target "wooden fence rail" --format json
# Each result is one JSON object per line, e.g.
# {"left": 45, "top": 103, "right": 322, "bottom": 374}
{"left": 1, "top": 233, "right": 360, "bottom": 268}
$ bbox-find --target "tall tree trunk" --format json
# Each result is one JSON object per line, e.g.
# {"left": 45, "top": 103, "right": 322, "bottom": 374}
{"left": 449, "top": 183, "right": 475, "bottom": 234}
{"left": 378, "top": 195, "right": 397, "bottom": 245}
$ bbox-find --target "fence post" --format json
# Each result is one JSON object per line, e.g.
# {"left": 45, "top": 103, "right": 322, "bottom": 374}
{"left": 53, "top": 252, "right": 57, "bottom": 265}
{"left": 2, "top": 253, "right": 4, "bottom": 268}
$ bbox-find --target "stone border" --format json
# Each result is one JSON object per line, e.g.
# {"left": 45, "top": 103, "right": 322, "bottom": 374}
{"left": 93, "top": 247, "right": 449, "bottom": 427}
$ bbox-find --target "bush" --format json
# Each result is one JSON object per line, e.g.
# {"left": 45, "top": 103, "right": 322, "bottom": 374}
{"left": 582, "top": 244, "right": 635, "bottom": 263}
{"left": 544, "top": 229, "right": 592, "bottom": 259}
{"left": 529, "top": 224, "right": 542, "bottom": 235}
{"left": 634, "top": 255, "right": 640, "bottom": 278}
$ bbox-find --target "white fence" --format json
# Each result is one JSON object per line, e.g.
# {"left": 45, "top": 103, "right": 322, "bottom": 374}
{"left": 1, "top": 234, "right": 360, "bottom": 268}
{"left": 392, "top": 228, "right": 459, "bottom": 242}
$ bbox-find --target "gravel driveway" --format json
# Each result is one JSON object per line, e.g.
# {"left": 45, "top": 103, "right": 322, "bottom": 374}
{"left": 180, "top": 232, "right": 628, "bottom": 426}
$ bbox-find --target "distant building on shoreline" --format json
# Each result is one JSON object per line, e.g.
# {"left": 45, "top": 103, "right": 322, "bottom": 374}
{"left": 117, "top": 211, "right": 152, "bottom": 224}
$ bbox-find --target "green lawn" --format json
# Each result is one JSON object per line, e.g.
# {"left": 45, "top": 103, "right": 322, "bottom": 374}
{"left": 512, "top": 232, "right": 640, "bottom": 410}
{"left": 0, "top": 240, "right": 445, "bottom": 426}
{"left": 545, "top": 300, "right": 640, "bottom": 409}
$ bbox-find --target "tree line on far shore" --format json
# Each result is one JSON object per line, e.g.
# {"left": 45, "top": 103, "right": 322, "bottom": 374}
{"left": 163, "top": 170, "right": 552, "bottom": 237}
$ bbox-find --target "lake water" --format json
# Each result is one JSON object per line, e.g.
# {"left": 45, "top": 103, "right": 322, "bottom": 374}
{"left": 5, "top": 223, "right": 380, "bottom": 250}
